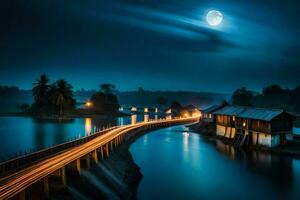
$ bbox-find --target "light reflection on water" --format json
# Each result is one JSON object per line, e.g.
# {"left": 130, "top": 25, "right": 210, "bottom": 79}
{"left": 0, "top": 114, "right": 162, "bottom": 161}
{"left": 294, "top": 127, "right": 300, "bottom": 135}
{"left": 85, "top": 118, "right": 92, "bottom": 136}
{"left": 130, "top": 125, "right": 300, "bottom": 200}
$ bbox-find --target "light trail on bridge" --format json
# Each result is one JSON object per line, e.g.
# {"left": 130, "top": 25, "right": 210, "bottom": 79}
{"left": 0, "top": 116, "right": 199, "bottom": 199}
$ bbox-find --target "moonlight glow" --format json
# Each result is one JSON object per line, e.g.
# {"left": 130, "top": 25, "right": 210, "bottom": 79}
{"left": 206, "top": 10, "right": 223, "bottom": 26}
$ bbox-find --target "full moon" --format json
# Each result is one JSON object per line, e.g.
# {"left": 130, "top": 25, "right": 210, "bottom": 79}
{"left": 206, "top": 10, "right": 223, "bottom": 26}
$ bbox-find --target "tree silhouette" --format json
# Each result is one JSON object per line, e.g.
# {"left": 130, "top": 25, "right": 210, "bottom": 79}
{"left": 232, "top": 87, "right": 253, "bottom": 106}
{"left": 100, "top": 84, "right": 115, "bottom": 95}
{"left": 51, "top": 79, "right": 75, "bottom": 115}
{"left": 90, "top": 84, "right": 119, "bottom": 113}
{"left": 32, "top": 74, "right": 50, "bottom": 106}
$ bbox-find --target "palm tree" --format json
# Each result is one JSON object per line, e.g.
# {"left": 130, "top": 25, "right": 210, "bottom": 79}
{"left": 32, "top": 74, "right": 50, "bottom": 106}
{"left": 52, "top": 79, "right": 75, "bottom": 115}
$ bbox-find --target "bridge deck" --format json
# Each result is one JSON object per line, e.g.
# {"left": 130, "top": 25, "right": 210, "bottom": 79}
{"left": 0, "top": 117, "right": 198, "bottom": 199}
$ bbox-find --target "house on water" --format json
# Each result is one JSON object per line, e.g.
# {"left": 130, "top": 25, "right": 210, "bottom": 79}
{"left": 202, "top": 103, "right": 228, "bottom": 123}
{"left": 213, "top": 105, "right": 295, "bottom": 148}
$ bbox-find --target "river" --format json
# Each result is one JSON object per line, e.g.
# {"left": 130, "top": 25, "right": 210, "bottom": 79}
{"left": 130, "top": 125, "right": 300, "bottom": 200}
{"left": 0, "top": 114, "right": 155, "bottom": 161}
{"left": 1, "top": 117, "right": 300, "bottom": 199}
{"left": 0, "top": 116, "right": 298, "bottom": 161}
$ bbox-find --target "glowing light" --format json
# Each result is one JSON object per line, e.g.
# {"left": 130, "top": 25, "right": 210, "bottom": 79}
{"left": 166, "top": 109, "right": 172, "bottom": 114}
{"left": 243, "top": 122, "right": 246, "bottom": 127}
{"left": 192, "top": 109, "right": 201, "bottom": 117}
{"left": 131, "top": 107, "right": 137, "bottom": 112}
{"left": 85, "top": 101, "right": 92, "bottom": 108}
{"left": 183, "top": 132, "right": 189, "bottom": 137}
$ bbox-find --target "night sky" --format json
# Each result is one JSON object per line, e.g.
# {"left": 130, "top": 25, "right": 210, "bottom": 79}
{"left": 0, "top": 0, "right": 299, "bottom": 92}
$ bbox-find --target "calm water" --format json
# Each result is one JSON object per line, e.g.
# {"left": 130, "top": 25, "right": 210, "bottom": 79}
{"left": 130, "top": 125, "right": 300, "bottom": 200}
{"left": 0, "top": 114, "right": 159, "bottom": 161}
{"left": 294, "top": 127, "right": 300, "bottom": 135}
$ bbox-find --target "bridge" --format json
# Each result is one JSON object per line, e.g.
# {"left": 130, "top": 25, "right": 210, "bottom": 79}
{"left": 0, "top": 116, "right": 199, "bottom": 200}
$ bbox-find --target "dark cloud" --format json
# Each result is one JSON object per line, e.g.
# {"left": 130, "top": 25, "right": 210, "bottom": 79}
{"left": 0, "top": 0, "right": 299, "bottom": 91}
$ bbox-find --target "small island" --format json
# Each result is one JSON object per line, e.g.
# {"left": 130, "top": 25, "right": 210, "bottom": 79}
{"left": 14, "top": 74, "right": 123, "bottom": 120}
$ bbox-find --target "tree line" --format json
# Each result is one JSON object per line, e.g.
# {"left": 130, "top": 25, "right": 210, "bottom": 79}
{"left": 232, "top": 85, "right": 300, "bottom": 113}
{"left": 22, "top": 75, "right": 119, "bottom": 116}
{"left": 30, "top": 75, "right": 76, "bottom": 115}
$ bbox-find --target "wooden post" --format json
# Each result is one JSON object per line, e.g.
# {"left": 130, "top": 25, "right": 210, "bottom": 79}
{"left": 92, "top": 150, "right": 98, "bottom": 163}
{"left": 44, "top": 177, "right": 49, "bottom": 198}
{"left": 76, "top": 158, "right": 81, "bottom": 175}
{"left": 86, "top": 155, "right": 90, "bottom": 169}
{"left": 100, "top": 146, "right": 104, "bottom": 159}
{"left": 110, "top": 141, "right": 113, "bottom": 151}
{"left": 106, "top": 143, "right": 109, "bottom": 157}
{"left": 19, "top": 190, "right": 26, "bottom": 200}
{"left": 61, "top": 167, "right": 66, "bottom": 186}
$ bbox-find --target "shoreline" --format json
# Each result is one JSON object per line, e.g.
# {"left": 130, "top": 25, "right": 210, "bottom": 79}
{"left": 189, "top": 121, "right": 300, "bottom": 158}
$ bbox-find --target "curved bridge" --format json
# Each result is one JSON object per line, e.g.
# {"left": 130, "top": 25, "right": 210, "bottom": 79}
{"left": 0, "top": 117, "right": 198, "bottom": 200}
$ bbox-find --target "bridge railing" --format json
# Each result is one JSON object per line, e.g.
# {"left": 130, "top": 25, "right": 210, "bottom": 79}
{"left": 0, "top": 117, "right": 198, "bottom": 177}
{"left": 0, "top": 126, "right": 118, "bottom": 177}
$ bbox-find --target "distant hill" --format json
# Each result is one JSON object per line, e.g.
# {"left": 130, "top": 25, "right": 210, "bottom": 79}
{"left": 116, "top": 91, "right": 230, "bottom": 109}
{"left": 0, "top": 86, "right": 230, "bottom": 113}
{"left": 75, "top": 90, "right": 230, "bottom": 109}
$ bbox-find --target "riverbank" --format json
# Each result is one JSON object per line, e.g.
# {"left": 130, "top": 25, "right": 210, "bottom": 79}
{"left": 189, "top": 121, "right": 300, "bottom": 157}
{"left": 188, "top": 121, "right": 216, "bottom": 136}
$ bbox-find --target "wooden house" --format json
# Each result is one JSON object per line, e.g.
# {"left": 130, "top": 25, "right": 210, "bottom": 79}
{"left": 213, "top": 106, "right": 295, "bottom": 148}
{"left": 202, "top": 104, "right": 227, "bottom": 123}
{"left": 181, "top": 104, "right": 201, "bottom": 117}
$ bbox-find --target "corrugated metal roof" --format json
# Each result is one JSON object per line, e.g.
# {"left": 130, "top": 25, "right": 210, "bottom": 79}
{"left": 202, "top": 105, "right": 224, "bottom": 113}
{"left": 213, "top": 105, "right": 287, "bottom": 121}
